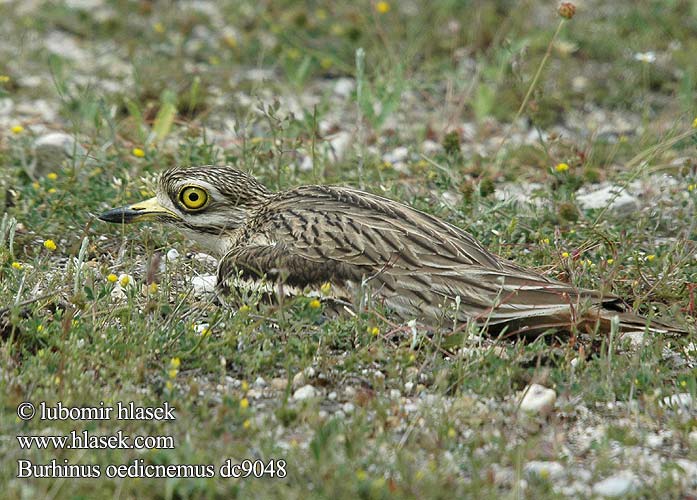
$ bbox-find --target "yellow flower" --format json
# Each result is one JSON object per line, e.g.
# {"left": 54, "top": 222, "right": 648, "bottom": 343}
{"left": 372, "top": 478, "right": 386, "bottom": 489}
{"left": 32, "top": 181, "right": 40, "bottom": 189}
{"left": 356, "top": 469, "right": 367, "bottom": 481}
{"left": 166, "top": 380, "right": 173, "bottom": 391}
{"left": 54, "top": 376, "right": 61, "bottom": 385}
{"left": 11, "top": 125, "right": 24, "bottom": 134}
{"left": 408, "top": 353, "right": 416, "bottom": 363}
{"left": 561, "top": 251, "right": 570, "bottom": 258}
{"left": 370, "top": 326, "right": 380, "bottom": 336}
{"left": 692, "top": 117, "right": 697, "bottom": 129}
{"left": 680, "top": 380, "right": 687, "bottom": 388}
{"left": 320, "top": 282, "right": 332, "bottom": 295}
{"left": 238, "top": 304, "right": 250, "bottom": 315}
{"left": 646, "top": 254, "right": 656, "bottom": 262}
{"left": 554, "top": 162, "right": 570, "bottom": 173}
{"left": 43, "top": 239, "right": 57, "bottom": 251}
{"left": 541, "top": 238, "right": 550, "bottom": 245}
{"left": 11, "top": 261, "right": 23, "bottom": 270}
{"left": 223, "top": 34, "right": 237, "bottom": 48}
{"left": 132, "top": 147, "right": 145, "bottom": 158}
{"left": 148, "top": 282, "right": 159, "bottom": 293}
{"left": 243, "top": 419, "right": 252, "bottom": 429}
{"left": 375, "top": 1, "right": 390, "bottom": 14}
{"left": 119, "top": 275, "right": 130, "bottom": 287}
{"left": 0, "top": 75, "right": 10, "bottom": 83}
{"left": 447, "top": 427, "right": 456, "bottom": 439}
{"left": 320, "top": 57, "right": 333, "bottom": 70}
{"left": 309, "top": 299, "right": 322, "bottom": 309}
{"left": 168, "top": 369, "right": 178, "bottom": 379}
{"left": 241, "top": 380, "right": 249, "bottom": 392}
{"left": 107, "top": 273, "right": 118, "bottom": 283}
{"left": 37, "top": 325, "right": 44, "bottom": 333}
{"left": 607, "top": 258, "right": 614, "bottom": 265}
{"left": 689, "top": 184, "right": 696, "bottom": 192}
{"left": 170, "top": 357, "right": 181, "bottom": 368}
{"left": 240, "top": 397, "right": 249, "bottom": 410}
{"left": 47, "top": 188, "right": 56, "bottom": 194}
{"left": 153, "top": 22, "right": 165, "bottom": 33}
{"left": 47, "top": 172, "right": 58, "bottom": 180}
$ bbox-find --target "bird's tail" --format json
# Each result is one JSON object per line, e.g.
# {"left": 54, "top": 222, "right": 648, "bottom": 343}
{"left": 486, "top": 305, "right": 688, "bottom": 338}
{"left": 594, "top": 309, "right": 688, "bottom": 337}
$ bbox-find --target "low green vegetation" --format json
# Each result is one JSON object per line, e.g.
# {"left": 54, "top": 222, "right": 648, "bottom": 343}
{"left": 1, "top": 0, "right": 696, "bottom": 498}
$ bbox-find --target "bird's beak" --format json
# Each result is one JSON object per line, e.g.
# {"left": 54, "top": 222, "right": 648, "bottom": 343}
{"left": 98, "top": 197, "right": 179, "bottom": 224}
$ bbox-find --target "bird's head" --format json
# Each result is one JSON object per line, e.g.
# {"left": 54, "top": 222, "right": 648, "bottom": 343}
{"left": 98, "top": 165, "right": 272, "bottom": 254}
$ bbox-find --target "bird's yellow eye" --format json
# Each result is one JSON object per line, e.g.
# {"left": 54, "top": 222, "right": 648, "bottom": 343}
{"left": 179, "top": 186, "right": 209, "bottom": 211}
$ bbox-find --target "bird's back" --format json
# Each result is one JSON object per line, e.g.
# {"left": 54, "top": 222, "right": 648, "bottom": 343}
{"left": 237, "top": 184, "right": 622, "bottom": 331}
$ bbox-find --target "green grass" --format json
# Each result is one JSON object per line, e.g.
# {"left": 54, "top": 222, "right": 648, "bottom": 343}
{"left": 1, "top": 0, "right": 697, "bottom": 498}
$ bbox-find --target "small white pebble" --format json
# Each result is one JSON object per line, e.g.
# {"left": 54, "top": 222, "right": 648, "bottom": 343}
{"left": 389, "top": 389, "right": 401, "bottom": 399}
{"left": 193, "top": 323, "right": 209, "bottom": 334}
{"left": 246, "top": 389, "right": 262, "bottom": 399}
{"left": 661, "top": 393, "right": 693, "bottom": 410}
{"left": 342, "top": 402, "right": 355, "bottom": 413}
{"left": 519, "top": 384, "right": 556, "bottom": 415}
{"left": 383, "top": 146, "right": 409, "bottom": 164}
{"left": 592, "top": 472, "right": 637, "bottom": 497}
{"left": 327, "top": 391, "right": 337, "bottom": 400}
{"left": 191, "top": 275, "right": 217, "bottom": 295}
{"left": 110, "top": 284, "right": 127, "bottom": 301}
{"left": 645, "top": 433, "right": 665, "bottom": 448}
{"left": 688, "top": 430, "right": 697, "bottom": 447}
{"left": 166, "top": 248, "right": 180, "bottom": 262}
{"left": 404, "top": 402, "right": 418, "bottom": 413}
{"left": 254, "top": 376, "right": 266, "bottom": 388}
{"left": 404, "top": 382, "right": 414, "bottom": 393}
{"left": 193, "top": 253, "right": 218, "bottom": 266}
{"left": 524, "top": 461, "right": 565, "bottom": 480}
{"left": 292, "top": 385, "right": 317, "bottom": 401}
{"left": 333, "top": 77, "right": 355, "bottom": 97}
{"left": 292, "top": 371, "right": 306, "bottom": 389}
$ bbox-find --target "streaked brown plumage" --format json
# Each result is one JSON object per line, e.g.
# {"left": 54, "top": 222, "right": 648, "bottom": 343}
{"left": 99, "top": 165, "right": 686, "bottom": 336}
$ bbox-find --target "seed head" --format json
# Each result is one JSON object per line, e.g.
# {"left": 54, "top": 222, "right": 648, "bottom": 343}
{"left": 558, "top": 2, "right": 576, "bottom": 19}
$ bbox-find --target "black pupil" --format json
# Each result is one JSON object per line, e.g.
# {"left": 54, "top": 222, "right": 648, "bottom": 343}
{"left": 188, "top": 192, "right": 199, "bottom": 202}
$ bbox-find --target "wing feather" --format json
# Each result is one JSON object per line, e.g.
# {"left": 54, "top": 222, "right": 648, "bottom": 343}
{"left": 235, "top": 185, "right": 617, "bottom": 326}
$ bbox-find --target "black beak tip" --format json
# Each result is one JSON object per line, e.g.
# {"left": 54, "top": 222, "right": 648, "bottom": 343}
{"left": 98, "top": 207, "right": 130, "bottom": 223}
